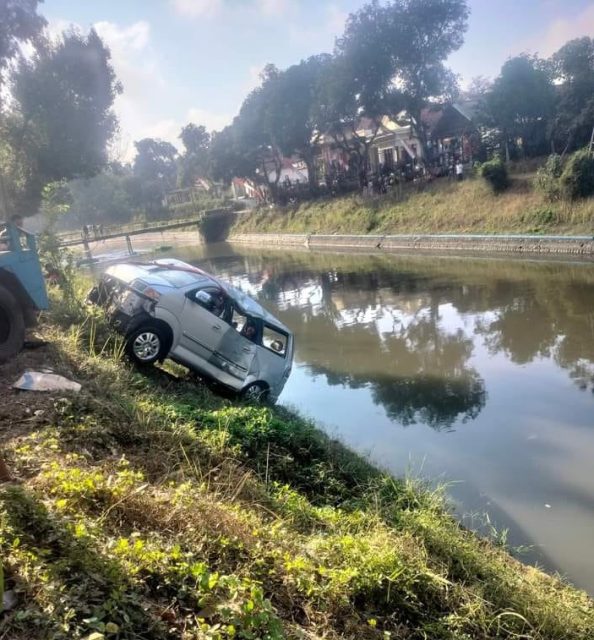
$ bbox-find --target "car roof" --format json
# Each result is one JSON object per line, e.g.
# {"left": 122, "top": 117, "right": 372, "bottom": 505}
{"left": 104, "top": 259, "right": 291, "bottom": 334}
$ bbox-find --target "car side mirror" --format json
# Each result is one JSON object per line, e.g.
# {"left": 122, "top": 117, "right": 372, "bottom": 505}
{"left": 193, "top": 290, "right": 213, "bottom": 307}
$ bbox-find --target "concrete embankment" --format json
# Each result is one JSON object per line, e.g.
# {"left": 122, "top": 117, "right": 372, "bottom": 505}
{"left": 229, "top": 232, "right": 594, "bottom": 255}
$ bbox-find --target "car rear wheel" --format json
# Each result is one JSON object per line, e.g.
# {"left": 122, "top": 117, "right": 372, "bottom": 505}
{"left": 241, "top": 382, "right": 270, "bottom": 403}
{"left": 0, "top": 284, "right": 25, "bottom": 364}
{"left": 125, "top": 325, "right": 165, "bottom": 366}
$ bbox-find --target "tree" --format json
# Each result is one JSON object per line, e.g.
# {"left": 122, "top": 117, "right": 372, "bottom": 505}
{"left": 215, "top": 69, "right": 285, "bottom": 200}
{"left": 550, "top": 37, "right": 594, "bottom": 154}
{"left": 264, "top": 55, "right": 332, "bottom": 194}
{"left": 315, "top": 2, "right": 406, "bottom": 179}
{"left": 10, "top": 28, "right": 121, "bottom": 209}
{"left": 178, "top": 123, "right": 210, "bottom": 187}
{"left": 209, "top": 126, "right": 239, "bottom": 185}
{"left": 133, "top": 138, "right": 178, "bottom": 218}
{"left": 67, "top": 170, "right": 138, "bottom": 227}
{"left": 0, "top": 0, "right": 45, "bottom": 78}
{"left": 486, "top": 55, "right": 555, "bottom": 160}
{"left": 0, "top": 0, "right": 46, "bottom": 218}
{"left": 335, "top": 0, "right": 470, "bottom": 161}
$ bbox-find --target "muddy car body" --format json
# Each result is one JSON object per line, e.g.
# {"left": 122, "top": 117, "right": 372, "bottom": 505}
{"left": 89, "top": 259, "right": 293, "bottom": 401}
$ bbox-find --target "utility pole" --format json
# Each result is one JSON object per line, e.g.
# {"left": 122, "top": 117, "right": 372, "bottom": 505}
{"left": 589, "top": 125, "right": 594, "bottom": 158}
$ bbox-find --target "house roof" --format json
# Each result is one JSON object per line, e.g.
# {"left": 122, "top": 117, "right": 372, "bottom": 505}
{"left": 421, "top": 104, "right": 476, "bottom": 138}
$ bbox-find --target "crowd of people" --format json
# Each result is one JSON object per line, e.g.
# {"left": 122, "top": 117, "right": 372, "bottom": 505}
{"left": 275, "top": 155, "right": 468, "bottom": 204}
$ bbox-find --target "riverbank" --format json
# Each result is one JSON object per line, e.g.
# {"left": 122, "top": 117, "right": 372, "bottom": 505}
{"left": 0, "top": 285, "right": 592, "bottom": 639}
{"left": 232, "top": 173, "right": 594, "bottom": 237}
{"left": 230, "top": 232, "right": 594, "bottom": 255}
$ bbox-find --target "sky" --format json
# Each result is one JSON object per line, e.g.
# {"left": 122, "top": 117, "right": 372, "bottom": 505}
{"left": 42, "top": 0, "right": 594, "bottom": 160}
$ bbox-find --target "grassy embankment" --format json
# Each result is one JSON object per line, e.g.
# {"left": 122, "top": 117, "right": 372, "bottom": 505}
{"left": 232, "top": 169, "right": 594, "bottom": 237}
{"left": 0, "top": 281, "right": 593, "bottom": 639}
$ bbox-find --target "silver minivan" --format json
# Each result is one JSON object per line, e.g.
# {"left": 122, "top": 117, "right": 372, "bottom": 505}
{"left": 89, "top": 258, "right": 294, "bottom": 402}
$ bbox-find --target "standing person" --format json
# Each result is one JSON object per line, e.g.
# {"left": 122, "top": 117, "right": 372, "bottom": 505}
{"left": 456, "top": 160, "right": 464, "bottom": 182}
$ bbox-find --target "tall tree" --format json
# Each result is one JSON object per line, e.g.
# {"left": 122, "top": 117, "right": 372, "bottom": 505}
{"left": 0, "top": 0, "right": 46, "bottom": 217}
{"left": 178, "top": 123, "right": 210, "bottom": 187}
{"left": 315, "top": 2, "right": 405, "bottom": 178}
{"left": 133, "top": 137, "right": 177, "bottom": 218}
{"left": 486, "top": 55, "right": 555, "bottom": 160}
{"left": 0, "top": 0, "right": 45, "bottom": 79}
{"left": 10, "top": 28, "right": 121, "bottom": 209}
{"left": 336, "top": 0, "right": 469, "bottom": 160}
{"left": 550, "top": 37, "right": 594, "bottom": 154}
{"left": 226, "top": 68, "right": 285, "bottom": 199}
{"left": 264, "top": 55, "right": 332, "bottom": 193}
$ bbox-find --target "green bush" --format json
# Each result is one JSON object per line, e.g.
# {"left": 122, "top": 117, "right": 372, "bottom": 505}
{"left": 560, "top": 148, "right": 594, "bottom": 200}
{"left": 535, "top": 154, "right": 563, "bottom": 201}
{"left": 480, "top": 158, "right": 510, "bottom": 194}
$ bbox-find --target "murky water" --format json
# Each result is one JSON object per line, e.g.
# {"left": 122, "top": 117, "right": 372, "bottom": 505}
{"left": 174, "top": 243, "right": 594, "bottom": 592}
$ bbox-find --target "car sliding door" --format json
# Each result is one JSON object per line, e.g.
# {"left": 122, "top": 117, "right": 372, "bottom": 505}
{"left": 213, "top": 307, "right": 257, "bottom": 387}
{"left": 175, "top": 287, "right": 226, "bottom": 367}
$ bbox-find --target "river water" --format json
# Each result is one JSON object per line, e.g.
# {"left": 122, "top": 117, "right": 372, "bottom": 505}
{"left": 173, "top": 242, "right": 594, "bottom": 592}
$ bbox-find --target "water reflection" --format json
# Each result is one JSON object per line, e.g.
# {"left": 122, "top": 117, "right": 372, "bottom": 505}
{"left": 194, "top": 248, "right": 594, "bottom": 398}
{"left": 178, "top": 245, "right": 594, "bottom": 592}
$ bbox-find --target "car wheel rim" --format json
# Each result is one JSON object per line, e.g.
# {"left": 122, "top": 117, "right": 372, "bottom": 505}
{"left": 133, "top": 332, "right": 160, "bottom": 361}
{"left": 245, "top": 384, "right": 264, "bottom": 401}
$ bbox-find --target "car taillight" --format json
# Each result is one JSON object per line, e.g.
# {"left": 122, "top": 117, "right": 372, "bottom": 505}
{"left": 144, "top": 287, "right": 161, "bottom": 301}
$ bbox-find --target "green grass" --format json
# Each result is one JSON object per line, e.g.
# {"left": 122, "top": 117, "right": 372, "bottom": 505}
{"left": 0, "top": 285, "right": 592, "bottom": 639}
{"left": 232, "top": 172, "right": 594, "bottom": 237}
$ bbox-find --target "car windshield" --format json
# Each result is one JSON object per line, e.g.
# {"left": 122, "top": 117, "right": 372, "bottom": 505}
{"left": 152, "top": 268, "right": 205, "bottom": 288}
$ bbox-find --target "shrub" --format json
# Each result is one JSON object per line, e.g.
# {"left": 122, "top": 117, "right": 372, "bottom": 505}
{"left": 535, "top": 154, "right": 563, "bottom": 201}
{"left": 560, "top": 148, "right": 594, "bottom": 200}
{"left": 480, "top": 159, "right": 510, "bottom": 194}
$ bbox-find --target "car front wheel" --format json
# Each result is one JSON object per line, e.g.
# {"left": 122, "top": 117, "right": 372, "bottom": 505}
{"left": 125, "top": 326, "right": 165, "bottom": 366}
{"left": 241, "top": 382, "right": 270, "bottom": 403}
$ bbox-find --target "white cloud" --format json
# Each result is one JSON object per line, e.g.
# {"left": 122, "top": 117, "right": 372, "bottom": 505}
{"left": 287, "top": 4, "right": 346, "bottom": 51}
{"left": 94, "top": 20, "right": 150, "bottom": 51}
{"left": 171, "top": 0, "right": 296, "bottom": 19}
{"left": 186, "top": 107, "right": 232, "bottom": 132}
{"left": 517, "top": 4, "right": 594, "bottom": 57}
{"left": 327, "top": 4, "right": 347, "bottom": 34}
{"left": 257, "top": 0, "right": 291, "bottom": 17}
{"left": 171, "top": 0, "right": 223, "bottom": 18}
{"left": 126, "top": 108, "right": 232, "bottom": 158}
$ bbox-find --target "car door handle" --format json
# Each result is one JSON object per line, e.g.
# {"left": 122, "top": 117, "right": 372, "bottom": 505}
{"left": 242, "top": 346, "right": 252, "bottom": 353}
{"left": 212, "top": 324, "right": 222, "bottom": 331}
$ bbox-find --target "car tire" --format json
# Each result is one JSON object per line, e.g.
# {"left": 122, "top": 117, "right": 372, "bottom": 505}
{"left": 125, "top": 325, "right": 166, "bottom": 366}
{"left": 0, "top": 284, "right": 25, "bottom": 364}
{"left": 241, "top": 382, "right": 270, "bottom": 404}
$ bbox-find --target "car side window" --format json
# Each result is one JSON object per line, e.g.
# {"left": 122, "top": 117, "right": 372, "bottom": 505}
{"left": 262, "top": 325, "right": 287, "bottom": 357}
{"left": 191, "top": 287, "right": 227, "bottom": 318}
{"left": 231, "top": 307, "right": 260, "bottom": 344}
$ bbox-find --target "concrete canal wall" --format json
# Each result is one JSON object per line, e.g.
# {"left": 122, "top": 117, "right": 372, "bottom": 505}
{"left": 229, "top": 232, "right": 594, "bottom": 256}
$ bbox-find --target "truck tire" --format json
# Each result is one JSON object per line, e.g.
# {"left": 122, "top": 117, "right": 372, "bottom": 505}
{"left": 0, "top": 284, "right": 25, "bottom": 364}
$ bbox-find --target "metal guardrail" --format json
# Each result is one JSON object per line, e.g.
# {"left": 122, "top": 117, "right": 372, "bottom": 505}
{"left": 57, "top": 208, "right": 236, "bottom": 249}
{"left": 56, "top": 214, "right": 207, "bottom": 244}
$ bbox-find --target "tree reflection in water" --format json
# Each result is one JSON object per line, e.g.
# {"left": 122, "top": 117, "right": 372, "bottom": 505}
{"left": 198, "top": 251, "right": 491, "bottom": 430}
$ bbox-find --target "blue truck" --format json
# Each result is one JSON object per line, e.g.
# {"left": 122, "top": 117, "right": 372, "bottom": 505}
{"left": 0, "top": 223, "right": 49, "bottom": 362}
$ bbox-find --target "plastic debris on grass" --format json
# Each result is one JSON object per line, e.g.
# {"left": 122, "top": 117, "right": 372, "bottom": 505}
{"left": 12, "top": 371, "right": 81, "bottom": 393}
